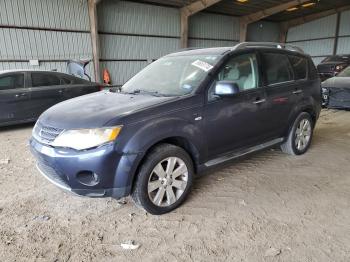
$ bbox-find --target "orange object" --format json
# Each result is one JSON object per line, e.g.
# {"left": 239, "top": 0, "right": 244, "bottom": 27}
{"left": 103, "top": 69, "right": 111, "bottom": 85}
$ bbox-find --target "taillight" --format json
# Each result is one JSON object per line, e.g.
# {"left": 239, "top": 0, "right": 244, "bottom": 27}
{"left": 335, "top": 64, "right": 346, "bottom": 71}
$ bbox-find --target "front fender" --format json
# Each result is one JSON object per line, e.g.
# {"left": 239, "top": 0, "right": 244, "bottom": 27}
{"left": 114, "top": 116, "right": 206, "bottom": 190}
{"left": 123, "top": 116, "right": 205, "bottom": 157}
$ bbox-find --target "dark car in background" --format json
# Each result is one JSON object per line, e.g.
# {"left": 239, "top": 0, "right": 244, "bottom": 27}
{"left": 322, "top": 65, "right": 350, "bottom": 109}
{"left": 0, "top": 70, "right": 101, "bottom": 127}
{"left": 317, "top": 55, "right": 350, "bottom": 81}
{"left": 30, "top": 43, "right": 321, "bottom": 215}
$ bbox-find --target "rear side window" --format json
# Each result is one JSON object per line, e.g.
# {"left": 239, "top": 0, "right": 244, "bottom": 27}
{"left": 289, "top": 55, "right": 308, "bottom": 80}
{"left": 61, "top": 77, "right": 73, "bottom": 85}
{"left": 308, "top": 59, "right": 319, "bottom": 80}
{"left": 31, "top": 73, "right": 60, "bottom": 87}
{"left": 0, "top": 74, "right": 24, "bottom": 90}
{"left": 262, "top": 53, "right": 294, "bottom": 85}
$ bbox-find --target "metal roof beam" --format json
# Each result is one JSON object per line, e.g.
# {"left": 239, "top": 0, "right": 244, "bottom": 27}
{"left": 239, "top": 0, "right": 309, "bottom": 42}
{"left": 241, "top": 0, "right": 310, "bottom": 24}
{"left": 181, "top": 0, "right": 223, "bottom": 17}
{"left": 281, "top": 4, "right": 350, "bottom": 29}
{"left": 88, "top": 0, "right": 101, "bottom": 82}
{"left": 180, "top": 0, "right": 224, "bottom": 48}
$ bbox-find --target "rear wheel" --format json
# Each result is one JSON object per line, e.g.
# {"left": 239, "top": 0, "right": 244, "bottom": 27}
{"left": 281, "top": 112, "right": 313, "bottom": 155}
{"left": 131, "top": 144, "right": 194, "bottom": 215}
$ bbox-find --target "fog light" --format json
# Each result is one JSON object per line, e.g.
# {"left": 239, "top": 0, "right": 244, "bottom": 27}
{"left": 76, "top": 171, "right": 100, "bottom": 186}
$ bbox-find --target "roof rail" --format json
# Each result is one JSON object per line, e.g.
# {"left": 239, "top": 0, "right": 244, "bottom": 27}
{"left": 233, "top": 42, "right": 304, "bottom": 54}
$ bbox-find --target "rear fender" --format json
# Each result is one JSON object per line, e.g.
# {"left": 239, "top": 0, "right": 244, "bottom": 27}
{"left": 285, "top": 96, "right": 319, "bottom": 137}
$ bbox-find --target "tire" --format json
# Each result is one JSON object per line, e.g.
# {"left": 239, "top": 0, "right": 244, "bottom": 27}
{"left": 280, "top": 112, "right": 314, "bottom": 155}
{"left": 131, "top": 143, "right": 194, "bottom": 215}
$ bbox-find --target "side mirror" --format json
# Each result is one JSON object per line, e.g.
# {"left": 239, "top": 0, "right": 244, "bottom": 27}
{"left": 214, "top": 81, "right": 240, "bottom": 97}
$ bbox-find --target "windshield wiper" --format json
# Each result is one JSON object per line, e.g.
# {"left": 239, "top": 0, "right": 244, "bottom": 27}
{"left": 126, "top": 89, "right": 167, "bottom": 97}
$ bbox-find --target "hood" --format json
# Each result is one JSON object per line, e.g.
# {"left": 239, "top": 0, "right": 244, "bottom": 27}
{"left": 322, "top": 77, "right": 350, "bottom": 89}
{"left": 39, "top": 91, "right": 176, "bottom": 129}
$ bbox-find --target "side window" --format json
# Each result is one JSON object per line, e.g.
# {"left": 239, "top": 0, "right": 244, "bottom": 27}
{"left": 60, "top": 77, "right": 73, "bottom": 85}
{"left": 262, "top": 53, "right": 294, "bottom": 85}
{"left": 308, "top": 59, "right": 319, "bottom": 80}
{"left": 208, "top": 53, "right": 259, "bottom": 100}
{"left": 32, "top": 73, "right": 60, "bottom": 87}
{"left": 289, "top": 55, "right": 308, "bottom": 80}
{"left": 0, "top": 74, "right": 24, "bottom": 90}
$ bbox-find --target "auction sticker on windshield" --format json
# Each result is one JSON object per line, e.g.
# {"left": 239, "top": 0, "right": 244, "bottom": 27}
{"left": 192, "top": 60, "right": 214, "bottom": 72}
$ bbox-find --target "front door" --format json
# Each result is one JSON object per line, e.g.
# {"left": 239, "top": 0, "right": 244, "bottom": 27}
{"left": 203, "top": 52, "right": 270, "bottom": 159}
{"left": 0, "top": 73, "right": 32, "bottom": 124}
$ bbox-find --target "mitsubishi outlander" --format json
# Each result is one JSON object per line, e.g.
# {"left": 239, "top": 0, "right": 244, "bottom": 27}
{"left": 30, "top": 43, "right": 321, "bottom": 215}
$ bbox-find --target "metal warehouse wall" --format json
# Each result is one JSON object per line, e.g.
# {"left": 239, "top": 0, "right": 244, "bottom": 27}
{"left": 0, "top": 0, "right": 94, "bottom": 78}
{"left": 97, "top": 0, "right": 180, "bottom": 85}
{"left": 286, "top": 10, "right": 350, "bottom": 65}
{"left": 98, "top": 1, "right": 245, "bottom": 85}
{"left": 247, "top": 21, "right": 280, "bottom": 42}
{"left": 188, "top": 12, "right": 240, "bottom": 48}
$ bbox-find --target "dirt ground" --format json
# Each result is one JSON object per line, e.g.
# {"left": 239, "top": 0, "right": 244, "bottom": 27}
{"left": 0, "top": 109, "right": 350, "bottom": 262}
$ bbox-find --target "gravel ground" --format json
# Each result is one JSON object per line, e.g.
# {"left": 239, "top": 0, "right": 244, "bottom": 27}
{"left": 0, "top": 109, "right": 350, "bottom": 262}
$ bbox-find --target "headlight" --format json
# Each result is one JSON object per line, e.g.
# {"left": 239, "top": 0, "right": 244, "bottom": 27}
{"left": 51, "top": 126, "right": 122, "bottom": 150}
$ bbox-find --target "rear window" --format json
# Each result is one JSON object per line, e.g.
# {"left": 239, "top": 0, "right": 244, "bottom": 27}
{"left": 262, "top": 53, "right": 294, "bottom": 85}
{"left": 289, "top": 55, "right": 308, "bottom": 80}
{"left": 0, "top": 74, "right": 24, "bottom": 90}
{"left": 32, "top": 73, "right": 60, "bottom": 87}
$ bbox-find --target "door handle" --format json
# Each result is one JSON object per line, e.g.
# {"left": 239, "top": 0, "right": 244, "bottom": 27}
{"left": 15, "top": 93, "right": 27, "bottom": 98}
{"left": 58, "top": 90, "right": 63, "bottom": 94}
{"left": 293, "top": 89, "right": 303, "bottom": 95}
{"left": 253, "top": 98, "right": 266, "bottom": 105}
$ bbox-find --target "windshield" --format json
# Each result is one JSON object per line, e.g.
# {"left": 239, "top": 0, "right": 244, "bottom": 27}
{"left": 337, "top": 66, "right": 350, "bottom": 77}
{"left": 322, "top": 56, "right": 350, "bottom": 63}
{"left": 121, "top": 55, "right": 221, "bottom": 96}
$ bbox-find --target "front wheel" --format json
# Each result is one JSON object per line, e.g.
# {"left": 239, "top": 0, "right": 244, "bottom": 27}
{"left": 281, "top": 112, "right": 314, "bottom": 155}
{"left": 131, "top": 144, "right": 194, "bottom": 215}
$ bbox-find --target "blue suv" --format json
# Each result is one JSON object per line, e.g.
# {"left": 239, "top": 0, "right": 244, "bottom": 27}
{"left": 30, "top": 43, "right": 321, "bottom": 214}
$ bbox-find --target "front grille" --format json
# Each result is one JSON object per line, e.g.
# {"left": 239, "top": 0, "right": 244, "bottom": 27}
{"left": 37, "top": 160, "right": 70, "bottom": 190}
{"left": 33, "top": 122, "right": 64, "bottom": 144}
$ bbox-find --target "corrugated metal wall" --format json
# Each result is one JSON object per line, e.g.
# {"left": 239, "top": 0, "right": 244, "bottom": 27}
{"left": 338, "top": 10, "right": 350, "bottom": 55}
{"left": 0, "top": 0, "right": 281, "bottom": 86}
{"left": 247, "top": 21, "right": 280, "bottom": 42}
{"left": 0, "top": 0, "right": 93, "bottom": 78}
{"left": 98, "top": 1, "right": 243, "bottom": 85}
{"left": 188, "top": 13, "right": 239, "bottom": 48}
{"left": 286, "top": 10, "right": 350, "bottom": 65}
{"left": 98, "top": 0, "right": 180, "bottom": 85}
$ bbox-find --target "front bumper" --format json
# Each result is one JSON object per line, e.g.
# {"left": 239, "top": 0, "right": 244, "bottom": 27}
{"left": 30, "top": 138, "right": 140, "bottom": 199}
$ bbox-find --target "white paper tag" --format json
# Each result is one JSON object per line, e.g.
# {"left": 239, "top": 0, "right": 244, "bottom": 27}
{"left": 191, "top": 60, "right": 213, "bottom": 72}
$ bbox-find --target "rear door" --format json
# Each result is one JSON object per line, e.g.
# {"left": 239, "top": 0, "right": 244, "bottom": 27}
{"left": 59, "top": 75, "right": 99, "bottom": 101}
{"left": 261, "top": 51, "right": 305, "bottom": 138}
{"left": 29, "top": 72, "right": 64, "bottom": 118}
{"left": 0, "top": 72, "right": 32, "bottom": 124}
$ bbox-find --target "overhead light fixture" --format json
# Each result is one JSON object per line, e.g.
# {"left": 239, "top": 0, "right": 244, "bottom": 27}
{"left": 286, "top": 7, "right": 298, "bottom": 11}
{"left": 302, "top": 2, "right": 316, "bottom": 8}
{"left": 236, "top": 0, "right": 248, "bottom": 3}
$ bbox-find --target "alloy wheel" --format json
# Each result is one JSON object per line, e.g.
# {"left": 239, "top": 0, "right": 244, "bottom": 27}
{"left": 147, "top": 157, "right": 188, "bottom": 207}
{"left": 295, "top": 119, "right": 312, "bottom": 151}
